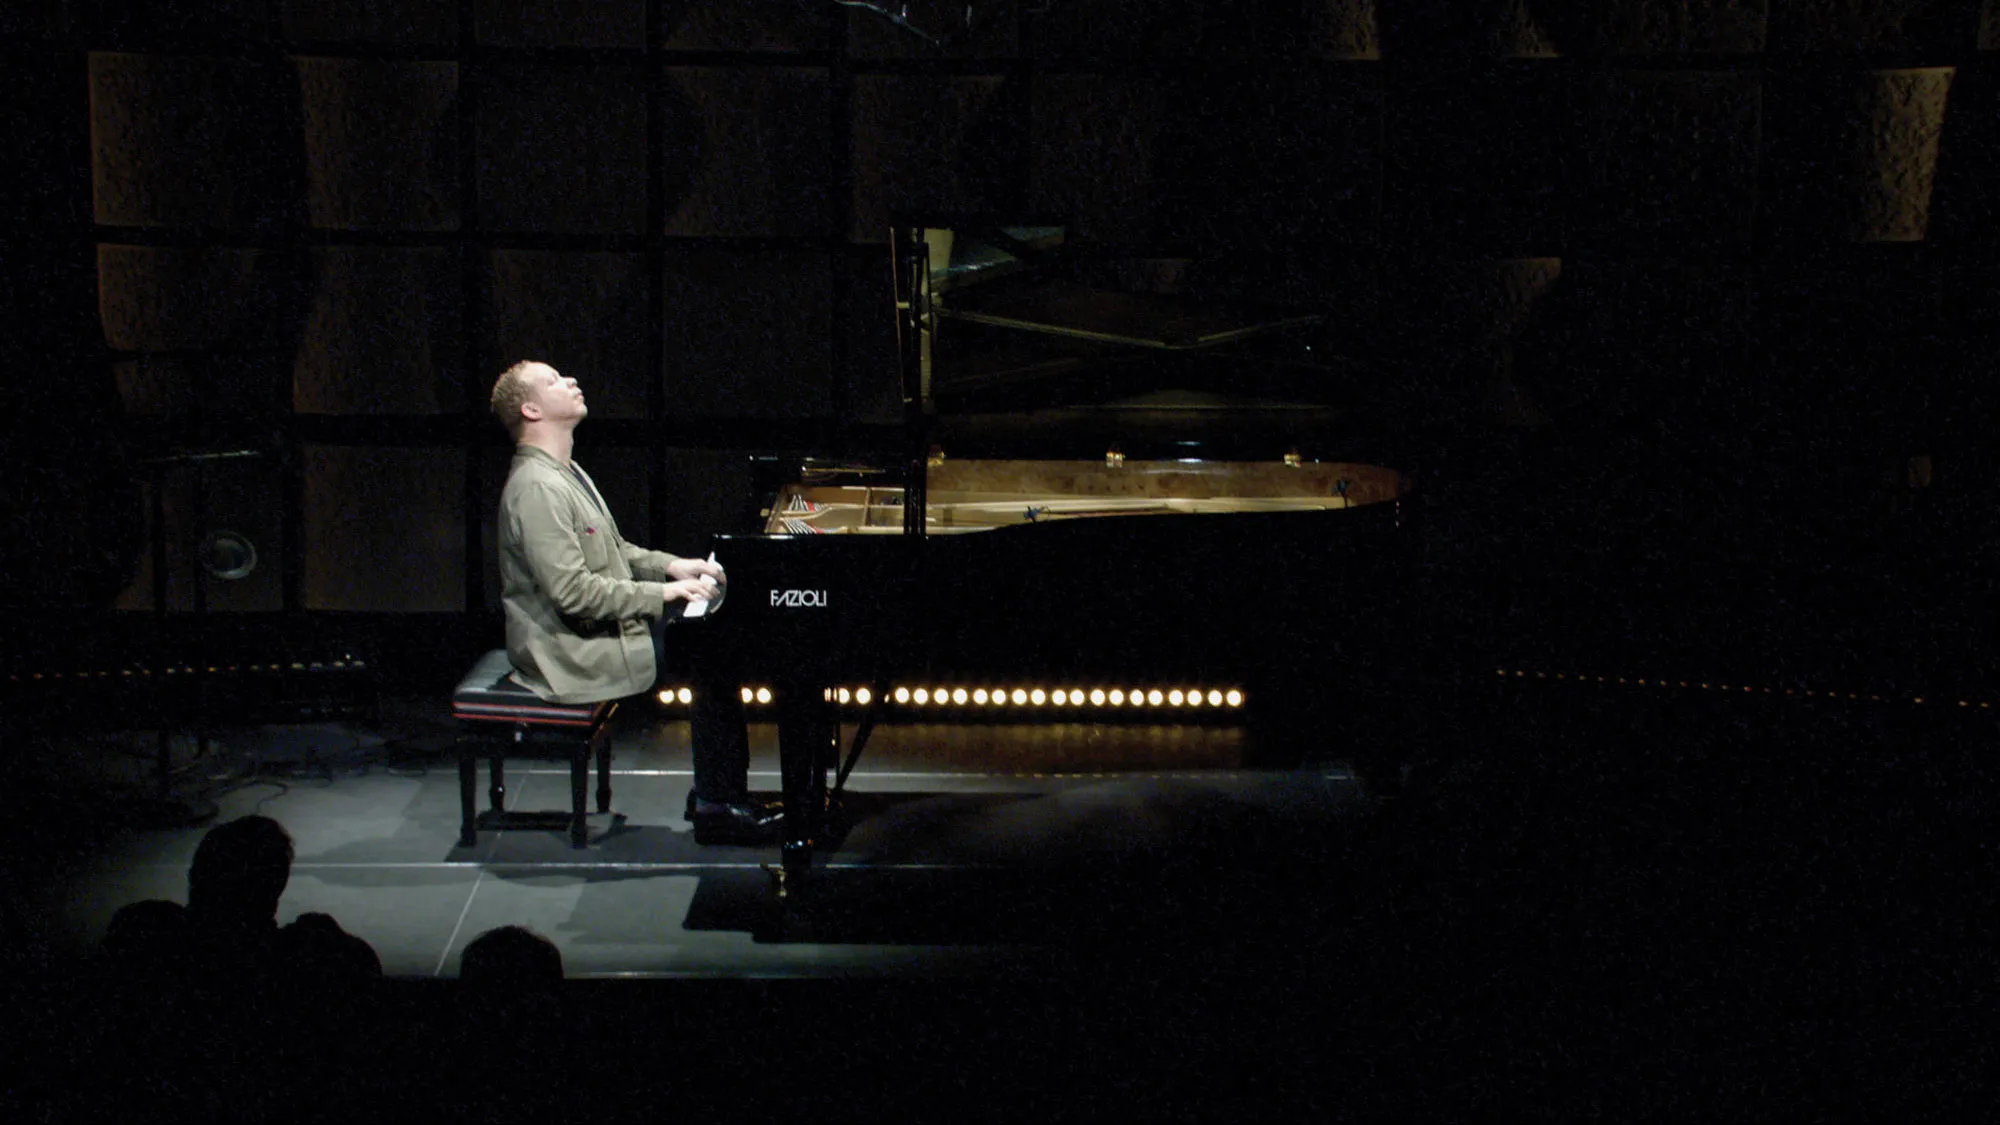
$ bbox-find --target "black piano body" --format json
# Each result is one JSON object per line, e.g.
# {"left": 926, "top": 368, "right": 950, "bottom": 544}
{"left": 701, "top": 222, "right": 1427, "bottom": 881}
{"left": 713, "top": 456, "right": 1423, "bottom": 881}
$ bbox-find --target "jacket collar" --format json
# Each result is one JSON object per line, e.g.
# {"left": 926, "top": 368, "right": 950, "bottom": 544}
{"left": 515, "top": 443, "right": 578, "bottom": 473}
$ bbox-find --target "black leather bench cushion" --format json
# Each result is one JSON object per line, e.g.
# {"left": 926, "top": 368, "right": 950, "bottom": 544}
{"left": 452, "top": 650, "right": 609, "bottom": 728}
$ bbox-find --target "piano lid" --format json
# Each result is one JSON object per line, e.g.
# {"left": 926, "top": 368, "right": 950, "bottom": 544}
{"left": 897, "top": 223, "right": 1368, "bottom": 460}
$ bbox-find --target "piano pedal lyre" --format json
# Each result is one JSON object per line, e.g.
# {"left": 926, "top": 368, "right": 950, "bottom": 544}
{"left": 765, "top": 840, "right": 816, "bottom": 901}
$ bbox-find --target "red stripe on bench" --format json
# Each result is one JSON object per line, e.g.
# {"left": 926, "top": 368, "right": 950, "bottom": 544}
{"left": 453, "top": 704, "right": 605, "bottom": 726}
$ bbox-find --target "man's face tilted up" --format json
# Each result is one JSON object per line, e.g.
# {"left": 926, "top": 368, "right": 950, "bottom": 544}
{"left": 518, "top": 362, "right": 587, "bottom": 431}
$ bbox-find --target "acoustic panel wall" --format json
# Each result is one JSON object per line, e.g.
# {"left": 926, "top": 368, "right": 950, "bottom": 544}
{"left": 1029, "top": 75, "right": 1167, "bottom": 249}
{"left": 850, "top": 74, "right": 1018, "bottom": 242}
{"left": 1157, "top": 66, "right": 1385, "bottom": 254}
{"left": 473, "top": 64, "right": 647, "bottom": 234}
{"left": 89, "top": 52, "right": 302, "bottom": 231}
{"left": 1374, "top": 256, "right": 1564, "bottom": 429}
{"left": 482, "top": 251, "right": 651, "bottom": 420}
{"left": 833, "top": 249, "right": 902, "bottom": 427}
{"left": 1378, "top": 0, "right": 1563, "bottom": 57}
{"left": 2, "top": 5, "right": 53, "bottom": 37}
{"left": 1308, "top": 0, "right": 1383, "bottom": 59}
{"left": 1929, "top": 62, "right": 2000, "bottom": 242}
{"left": 112, "top": 355, "right": 200, "bottom": 420}
{"left": 1590, "top": 0, "right": 1770, "bottom": 54}
{"left": 659, "top": 245, "right": 833, "bottom": 420}
{"left": 1384, "top": 65, "right": 1574, "bottom": 251}
{"left": 848, "top": 0, "right": 1019, "bottom": 59}
{"left": 298, "top": 58, "right": 460, "bottom": 232}
{"left": 1575, "top": 70, "right": 1763, "bottom": 252}
{"left": 100, "top": 240, "right": 310, "bottom": 424}
{"left": 295, "top": 247, "right": 463, "bottom": 415}
{"left": 662, "top": 1, "right": 834, "bottom": 51}
{"left": 1768, "top": 0, "right": 1972, "bottom": 53}
{"left": 661, "top": 66, "right": 832, "bottom": 238}
{"left": 1750, "top": 250, "right": 1949, "bottom": 452}
{"left": 474, "top": 0, "right": 645, "bottom": 48}
{"left": 303, "top": 445, "right": 465, "bottom": 612}
{"left": 1027, "top": 0, "right": 1256, "bottom": 60}
{"left": 74, "top": 1, "right": 284, "bottom": 43}
{"left": 280, "top": 0, "right": 454, "bottom": 44}
{"left": 1763, "top": 67, "right": 1958, "bottom": 242}
{"left": 98, "top": 244, "right": 263, "bottom": 352}
{"left": 1508, "top": 257, "right": 1756, "bottom": 432}
{"left": 1385, "top": 256, "right": 1566, "bottom": 353}
{"left": 100, "top": 245, "right": 304, "bottom": 427}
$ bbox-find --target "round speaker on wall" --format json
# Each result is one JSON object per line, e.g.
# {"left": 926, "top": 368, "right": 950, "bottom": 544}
{"left": 199, "top": 530, "right": 257, "bottom": 581}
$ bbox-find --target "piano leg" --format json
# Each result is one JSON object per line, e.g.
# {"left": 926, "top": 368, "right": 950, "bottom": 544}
{"left": 775, "top": 683, "right": 837, "bottom": 893}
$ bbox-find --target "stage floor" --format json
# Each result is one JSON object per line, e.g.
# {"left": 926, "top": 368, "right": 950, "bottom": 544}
{"left": 13, "top": 701, "right": 1360, "bottom": 981}
{"left": 7, "top": 686, "right": 1993, "bottom": 1117}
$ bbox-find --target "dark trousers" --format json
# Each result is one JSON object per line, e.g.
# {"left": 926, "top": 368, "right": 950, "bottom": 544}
{"left": 651, "top": 614, "right": 752, "bottom": 804}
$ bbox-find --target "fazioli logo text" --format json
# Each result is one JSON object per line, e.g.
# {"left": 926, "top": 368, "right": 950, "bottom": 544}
{"left": 771, "top": 589, "right": 828, "bottom": 608}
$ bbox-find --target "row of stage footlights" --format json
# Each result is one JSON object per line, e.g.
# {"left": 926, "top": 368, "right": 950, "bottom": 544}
{"left": 656, "top": 685, "right": 1246, "bottom": 711}
{"left": 8, "top": 660, "right": 368, "bottom": 682}
{"left": 1497, "top": 668, "right": 1993, "bottom": 709}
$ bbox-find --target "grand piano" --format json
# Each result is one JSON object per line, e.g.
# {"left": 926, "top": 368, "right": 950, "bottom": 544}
{"left": 713, "top": 224, "right": 1422, "bottom": 885}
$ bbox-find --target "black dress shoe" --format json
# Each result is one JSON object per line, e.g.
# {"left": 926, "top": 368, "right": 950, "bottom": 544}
{"left": 690, "top": 800, "right": 783, "bottom": 846}
{"left": 684, "top": 793, "right": 780, "bottom": 821}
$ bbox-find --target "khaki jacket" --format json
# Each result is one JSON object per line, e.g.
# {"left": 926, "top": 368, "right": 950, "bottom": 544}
{"left": 498, "top": 444, "right": 680, "bottom": 703}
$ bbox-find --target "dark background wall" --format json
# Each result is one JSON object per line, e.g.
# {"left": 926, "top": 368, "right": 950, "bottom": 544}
{"left": 4, "top": 0, "right": 1998, "bottom": 695}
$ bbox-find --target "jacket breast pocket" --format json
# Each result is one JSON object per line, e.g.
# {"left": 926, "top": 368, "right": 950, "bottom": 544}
{"left": 577, "top": 520, "right": 612, "bottom": 570}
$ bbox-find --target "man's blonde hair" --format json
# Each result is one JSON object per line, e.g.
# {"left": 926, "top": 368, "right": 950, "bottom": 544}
{"left": 490, "top": 360, "right": 541, "bottom": 440}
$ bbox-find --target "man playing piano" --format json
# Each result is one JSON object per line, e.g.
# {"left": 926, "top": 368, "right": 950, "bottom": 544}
{"left": 489, "top": 360, "right": 782, "bottom": 845}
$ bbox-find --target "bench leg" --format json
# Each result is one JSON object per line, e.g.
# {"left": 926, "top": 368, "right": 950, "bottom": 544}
{"left": 489, "top": 755, "right": 505, "bottom": 813}
{"left": 594, "top": 730, "right": 613, "bottom": 813}
{"left": 569, "top": 748, "right": 589, "bottom": 848}
{"left": 457, "top": 749, "right": 478, "bottom": 848}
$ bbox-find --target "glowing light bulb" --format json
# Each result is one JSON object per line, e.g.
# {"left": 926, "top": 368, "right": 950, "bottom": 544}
{"left": 1225, "top": 689, "right": 1243, "bottom": 707}
{"left": 1186, "top": 689, "right": 1203, "bottom": 707}
{"left": 1090, "top": 688, "right": 1106, "bottom": 706}
{"left": 914, "top": 687, "right": 929, "bottom": 705}
{"left": 1051, "top": 689, "right": 1068, "bottom": 705}
{"left": 657, "top": 690, "right": 673, "bottom": 705}
{"left": 973, "top": 688, "right": 989, "bottom": 704}
{"left": 1168, "top": 689, "right": 1185, "bottom": 706}
{"left": 740, "top": 687, "right": 754, "bottom": 703}
{"left": 894, "top": 686, "right": 910, "bottom": 704}
{"left": 837, "top": 687, "right": 851, "bottom": 704}
{"left": 1010, "top": 688, "right": 1027, "bottom": 705}
{"left": 679, "top": 687, "right": 693, "bottom": 705}
{"left": 1109, "top": 689, "right": 1125, "bottom": 706}
{"left": 755, "top": 687, "right": 772, "bottom": 704}
{"left": 951, "top": 687, "right": 968, "bottom": 705}
{"left": 1030, "top": 688, "right": 1046, "bottom": 705}
{"left": 856, "top": 687, "right": 872, "bottom": 705}
{"left": 1206, "top": 689, "right": 1221, "bottom": 706}
{"left": 1146, "top": 689, "right": 1164, "bottom": 706}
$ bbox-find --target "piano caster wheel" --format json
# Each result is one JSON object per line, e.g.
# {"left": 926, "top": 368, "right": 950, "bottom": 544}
{"left": 766, "top": 841, "right": 814, "bottom": 902}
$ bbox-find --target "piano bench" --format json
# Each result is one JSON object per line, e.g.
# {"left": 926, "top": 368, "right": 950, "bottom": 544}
{"left": 451, "top": 650, "right": 615, "bottom": 850}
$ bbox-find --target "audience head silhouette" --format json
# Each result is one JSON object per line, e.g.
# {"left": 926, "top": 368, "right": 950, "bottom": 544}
{"left": 460, "top": 925, "right": 564, "bottom": 987}
{"left": 187, "top": 815, "right": 294, "bottom": 928}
